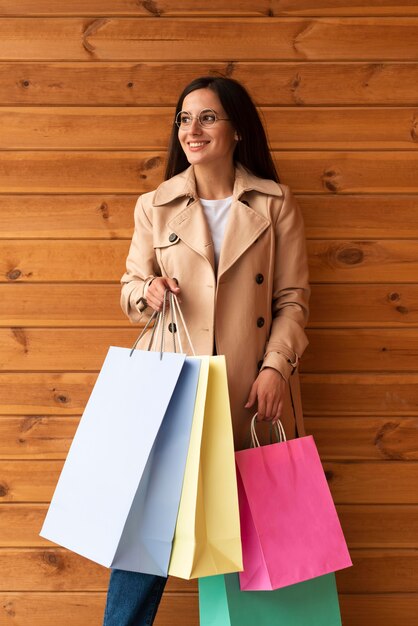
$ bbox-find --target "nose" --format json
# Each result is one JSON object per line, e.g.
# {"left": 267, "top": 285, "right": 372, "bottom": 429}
{"left": 189, "top": 117, "right": 202, "bottom": 133}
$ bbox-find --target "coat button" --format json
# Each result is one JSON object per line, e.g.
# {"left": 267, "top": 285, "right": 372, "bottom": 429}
{"left": 169, "top": 233, "right": 178, "bottom": 243}
{"left": 257, "top": 360, "right": 263, "bottom": 370}
{"left": 255, "top": 273, "right": 264, "bottom": 284}
{"left": 168, "top": 323, "right": 177, "bottom": 333}
{"left": 257, "top": 317, "right": 265, "bottom": 328}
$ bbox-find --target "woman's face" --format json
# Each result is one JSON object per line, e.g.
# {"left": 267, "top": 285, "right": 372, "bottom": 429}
{"left": 177, "top": 88, "right": 237, "bottom": 169}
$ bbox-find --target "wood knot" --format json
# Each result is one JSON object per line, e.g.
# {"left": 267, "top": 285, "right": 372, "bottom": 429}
{"left": 3, "top": 601, "right": 16, "bottom": 617}
{"left": 54, "top": 393, "right": 69, "bottom": 405}
{"left": 127, "top": 82, "right": 134, "bottom": 88}
{"left": 387, "top": 292, "right": 400, "bottom": 302}
{"left": 43, "top": 551, "right": 64, "bottom": 570}
{"left": 98, "top": 201, "right": 109, "bottom": 219}
{"left": 20, "top": 80, "right": 31, "bottom": 89}
{"left": 336, "top": 246, "right": 364, "bottom": 265}
{"left": 396, "top": 305, "right": 408, "bottom": 315}
{"left": 322, "top": 169, "right": 341, "bottom": 193}
{"left": 7, "top": 269, "right": 22, "bottom": 281}
{"left": 373, "top": 421, "right": 405, "bottom": 460}
{"left": 225, "top": 62, "right": 235, "bottom": 77}
{"left": 0, "top": 483, "right": 10, "bottom": 497}
{"left": 141, "top": 0, "right": 162, "bottom": 16}
{"left": 324, "top": 470, "right": 333, "bottom": 482}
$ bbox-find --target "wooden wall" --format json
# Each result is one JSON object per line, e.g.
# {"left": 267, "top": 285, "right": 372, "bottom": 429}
{"left": 1, "top": 2, "right": 418, "bottom": 624}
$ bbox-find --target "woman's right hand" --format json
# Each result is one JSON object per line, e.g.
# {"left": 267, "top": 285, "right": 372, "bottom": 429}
{"left": 146, "top": 277, "right": 181, "bottom": 312}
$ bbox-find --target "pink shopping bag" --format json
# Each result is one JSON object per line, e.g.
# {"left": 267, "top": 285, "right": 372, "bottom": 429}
{"left": 236, "top": 416, "right": 352, "bottom": 591}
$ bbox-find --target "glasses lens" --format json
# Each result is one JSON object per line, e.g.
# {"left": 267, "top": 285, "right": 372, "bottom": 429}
{"left": 176, "top": 111, "right": 192, "bottom": 127}
{"left": 199, "top": 109, "right": 217, "bottom": 127}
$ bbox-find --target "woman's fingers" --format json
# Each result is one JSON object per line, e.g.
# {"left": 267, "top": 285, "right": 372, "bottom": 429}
{"left": 147, "top": 277, "right": 180, "bottom": 311}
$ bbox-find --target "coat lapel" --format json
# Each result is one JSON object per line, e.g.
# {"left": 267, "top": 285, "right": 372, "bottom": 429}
{"left": 167, "top": 199, "right": 215, "bottom": 270}
{"left": 217, "top": 199, "right": 269, "bottom": 279}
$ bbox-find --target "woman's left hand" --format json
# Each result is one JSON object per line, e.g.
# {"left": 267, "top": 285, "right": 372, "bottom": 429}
{"left": 244, "top": 368, "right": 286, "bottom": 422}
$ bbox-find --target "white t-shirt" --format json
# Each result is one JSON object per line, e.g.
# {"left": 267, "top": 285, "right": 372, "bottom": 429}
{"left": 199, "top": 196, "right": 233, "bottom": 271}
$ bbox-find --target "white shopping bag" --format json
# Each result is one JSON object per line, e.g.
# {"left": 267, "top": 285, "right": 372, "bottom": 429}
{"left": 40, "top": 344, "right": 193, "bottom": 570}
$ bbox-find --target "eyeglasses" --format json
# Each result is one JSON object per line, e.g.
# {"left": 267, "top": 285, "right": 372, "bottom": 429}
{"left": 175, "top": 108, "right": 230, "bottom": 129}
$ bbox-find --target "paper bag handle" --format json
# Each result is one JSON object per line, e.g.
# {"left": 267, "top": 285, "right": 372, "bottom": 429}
{"left": 129, "top": 290, "right": 195, "bottom": 358}
{"left": 250, "top": 414, "right": 287, "bottom": 448}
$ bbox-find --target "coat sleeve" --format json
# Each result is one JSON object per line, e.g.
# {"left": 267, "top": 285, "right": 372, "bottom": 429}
{"left": 120, "top": 194, "right": 160, "bottom": 323}
{"left": 262, "top": 185, "right": 310, "bottom": 381}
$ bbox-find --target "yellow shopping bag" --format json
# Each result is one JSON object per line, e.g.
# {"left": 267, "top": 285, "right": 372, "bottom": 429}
{"left": 168, "top": 355, "right": 243, "bottom": 579}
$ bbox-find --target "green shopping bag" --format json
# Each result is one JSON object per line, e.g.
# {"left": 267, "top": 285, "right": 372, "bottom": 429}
{"left": 199, "top": 572, "right": 342, "bottom": 626}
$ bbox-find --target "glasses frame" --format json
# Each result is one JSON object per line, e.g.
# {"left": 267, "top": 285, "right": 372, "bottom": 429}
{"left": 175, "top": 108, "right": 231, "bottom": 129}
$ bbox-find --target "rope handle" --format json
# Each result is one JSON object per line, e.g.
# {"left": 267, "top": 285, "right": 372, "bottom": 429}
{"left": 250, "top": 414, "right": 287, "bottom": 448}
{"left": 129, "top": 288, "right": 196, "bottom": 358}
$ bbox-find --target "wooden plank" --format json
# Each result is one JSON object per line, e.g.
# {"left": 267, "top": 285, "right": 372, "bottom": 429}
{"left": 4, "top": 328, "right": 418, "bottom": 372}
{"left": 1, "top": 593, "right": 417, "bottom": 626}
{"left": 0, "top": 241, "right": 128, "bottom": 283}
{"left": 1, "top": 459, "right": 417, "bottom": 504}
{"left": 309, "top": 284, "right": 418, "bottom": 327}
{"left": 3, "top": 62, "right": 418, "bottom": 106}
{"left": 301, "top": 373, "right": 418, "bottom": 416}
{"left": 2, "top": 1, "right": 418, "bottom": 17}
{"left": 4, "top": 284, "right": 418, "bottom": 328}
{"left": 0, "top": 591, "right": 198, "bottom": 626}
{"left": 2, "top": 151, "right": 418, "bottom": 194}
{"left": 0, "top": 284, "right": 125, "bottom": 327}
{"left": 0, "top": 547, "right": 415, "bottom": 592}
{"left": 1, "top": 503, "right": 417, "bottom": 548}
{"left": 299, "top": 195, "right": 418, "bottom": 239}
{"left": 306, "top": 417, "right": 418, "bottom": 461}
{"left": 339, "top": 594, "right": 418, "bottom": 626}
{"left": 1, "top": 372, "right": 418, "bottom": 417}
{"left": 0, "top": 195, "right": 136, "bottom": 239}
{"left": 303, "top": 329, "right": 418, "bottom": 373}
{"left": 335, "top": 550, "right": 418, "bottom": 593}
{"left": 0, "top": 416, "right": 79, "bottom": 459}
{"left": 3, "top": 106, "right": 418, "bottom": 149}
{"left": 1, "top": 18, "right": 418, "bottom": 62}
{"left": 3, "top": 239, "right": 418, "bottom": 284}
{"left": 1, "top": 415, "right": 417, "bottom": 462}
{"left": 308, "top": 240, "right": 418, "bottom": 283}
{"left": 2, "top": 194, "right": 418, "bottom": 240}
{"left": 0, "top": 373, "right": 98, "bottom": 415}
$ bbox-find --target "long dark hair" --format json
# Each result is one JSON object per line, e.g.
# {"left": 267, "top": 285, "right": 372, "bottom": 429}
{"left": 164, "top": 76, "right": 279, "bottom": 183}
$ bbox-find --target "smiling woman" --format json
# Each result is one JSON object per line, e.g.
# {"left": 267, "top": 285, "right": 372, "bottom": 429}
{"left": 105, "top": 75, "right": 310, "bottom": 626}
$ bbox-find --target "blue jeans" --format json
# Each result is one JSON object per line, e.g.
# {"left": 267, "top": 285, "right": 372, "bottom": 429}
{"left": 103, "top": 569, "right": 167, "bottom": 626}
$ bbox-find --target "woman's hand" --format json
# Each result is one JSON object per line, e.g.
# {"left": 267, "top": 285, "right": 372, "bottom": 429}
{"left": 245, "top": 367, "right": 286, "bottom": 423}
{"left": 146, "top": 277, "right": 180, "bottom": 312}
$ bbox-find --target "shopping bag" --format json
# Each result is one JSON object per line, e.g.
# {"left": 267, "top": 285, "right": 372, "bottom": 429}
{"left": 41, "top": 299, "right": 200, "bottom": 574}
{"left": 199, "top": 572, "right": 342, "bottom": 626}
{"left": 168, "top": 355, "right": 243, "bottom": 579}
{"left": 236, "top": 417, "right": 352, "bottom": 591}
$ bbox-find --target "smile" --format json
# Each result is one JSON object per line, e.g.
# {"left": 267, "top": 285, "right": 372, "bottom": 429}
{"left": 188, "top": 142, "right": 209, "bottom": 148}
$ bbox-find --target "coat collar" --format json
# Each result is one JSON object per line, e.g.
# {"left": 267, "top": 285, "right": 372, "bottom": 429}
{"left": 152, "top": 161, "right": 282, "bottom": 206}
{"left": 154, "top": 162, "right": 282, "bottom": 278}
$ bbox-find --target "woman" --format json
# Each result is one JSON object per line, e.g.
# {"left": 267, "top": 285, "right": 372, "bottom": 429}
{"left": 103, "top": 76, "right": 310, "bottom": 626}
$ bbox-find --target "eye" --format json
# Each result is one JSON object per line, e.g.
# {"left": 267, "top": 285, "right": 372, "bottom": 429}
{"left": 200, "top": 110, "right": 216, "bottom": 124}
{"left": 180, "top": 112, "right": 192, "bottom": 124}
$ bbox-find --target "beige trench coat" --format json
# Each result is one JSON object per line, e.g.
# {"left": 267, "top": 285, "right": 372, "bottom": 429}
{"left": 121, "top": 162, "right": 310, "bottom": 450}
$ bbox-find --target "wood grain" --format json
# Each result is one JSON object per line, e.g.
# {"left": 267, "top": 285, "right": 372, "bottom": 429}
{"left": 300, "top": 373, "right": 418, "bottom": 416}
{"left": 1, "top": 503, "right": 416, "bottom": 548}
{"left": 3, "top": 239, "right": 418, "bottom": 284}
{"left": 3, "top": 62, "right": 418, "bottom": 106}
{"left": 3, "top": 327, "right": 418, "bottom": 372}
{"left": 0, "top": 548, "right": 415, "bottom": 592}
{"left": 3, "top": 283, "right": 418, "bottom": 327}
{"left": 3, "top": 106, "right": 418, "bottom": 149}
{"left": 1, "top": 18, "right": 418, "bottom": 62}
{"left": 2, "top": 415, "right": 417, "bottom": 461}
{"left": 2, "top": 151, "right": 418, "bottom": 194}
{"left": 1, "top": 459, "right": 416, "bottom": 504}
{"left": 2, "top": 194, "right": 418, "bottom": 239}
{"left": 0, "top": 592, "right": 417, "bottom": 626}
{"left": 2, "top": 1, "right": 418, "bottom": 17}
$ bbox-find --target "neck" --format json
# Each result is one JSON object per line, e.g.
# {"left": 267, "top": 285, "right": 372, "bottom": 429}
{"left": 193, "top": 161, "right": 235, "bottom": 200}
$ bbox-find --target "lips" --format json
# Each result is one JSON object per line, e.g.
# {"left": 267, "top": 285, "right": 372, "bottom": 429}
{"left": 188, "top": 141, "right": 210, "bottom": 148}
